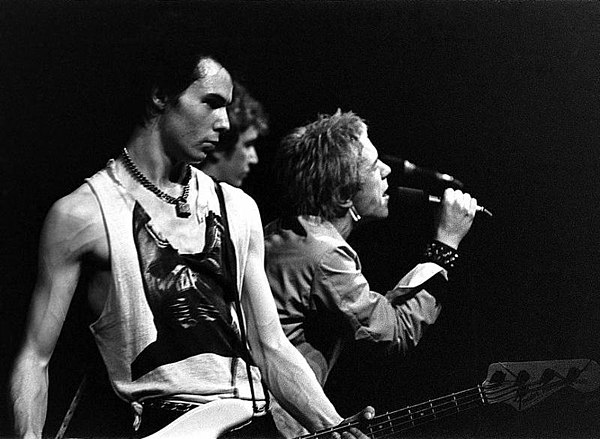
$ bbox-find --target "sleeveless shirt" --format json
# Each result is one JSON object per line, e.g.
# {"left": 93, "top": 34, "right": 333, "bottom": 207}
{"left": 85, "top": 159, "right": 266, "bottom": 410}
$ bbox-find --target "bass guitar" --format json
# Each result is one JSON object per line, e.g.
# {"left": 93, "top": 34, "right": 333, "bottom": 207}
{"left": 144, "top": 358, "right": 600, "bottom": 439}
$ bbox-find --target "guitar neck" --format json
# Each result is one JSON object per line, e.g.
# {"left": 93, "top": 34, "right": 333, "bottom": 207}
{"left": 301, "top": 385, "right": 487, "bottom": 439}
{"left": 143, "top": 360, "right": 598, "bottom": 439}
{"left": 364, "top": 385, "right": 486, "bottom": 438}
{"left": 301, "top": 358, "right": 600, "bottom": 439}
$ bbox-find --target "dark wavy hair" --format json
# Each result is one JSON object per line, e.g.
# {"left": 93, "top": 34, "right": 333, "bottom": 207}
{"left": 204, "top": 82, "right": 269, "bottom": 162}
{"left": 129, "top": 43, "right": 229, "bottom": 128}
{"left": 276, "top": 110, "right": 366, "bottom": 221}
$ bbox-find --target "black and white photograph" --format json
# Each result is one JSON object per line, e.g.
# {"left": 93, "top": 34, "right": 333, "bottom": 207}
{"left": 1, "top": 1, "right": 599, "bottom": 438}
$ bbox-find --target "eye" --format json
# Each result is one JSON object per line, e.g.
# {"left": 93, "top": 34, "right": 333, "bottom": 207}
{"left": 204, "top": 95, "right": 227, "bottom": 110}
{"left": 206, "top": 100, "right": 221, "bottom": 110}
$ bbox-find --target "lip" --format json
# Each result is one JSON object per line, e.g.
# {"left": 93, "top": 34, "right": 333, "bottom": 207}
{"left": 200, "top": 141, "right": 218, "bottom": 151}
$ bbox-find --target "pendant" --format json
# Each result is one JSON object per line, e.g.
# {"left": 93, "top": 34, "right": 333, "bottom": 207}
{"left": 176, "top": 201, "right": 192, "bottom": 218}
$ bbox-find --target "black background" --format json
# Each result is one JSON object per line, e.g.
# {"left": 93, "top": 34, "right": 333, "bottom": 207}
{"left": 1, "top": 1, "right": 599, "bottom": 437}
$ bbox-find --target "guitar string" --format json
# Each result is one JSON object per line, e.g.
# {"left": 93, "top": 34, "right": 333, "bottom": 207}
{"left": 299, "top": 376, "right": 576, "bottom": 439}
{"left": 373, "top": 398, "right": 484, "bottom": 434}
{"left": 365, "top": 386, "right": 501, "bottom": 437}
{"left": 297, "top": 386, "right": 489, "bottom": 439}
{"left": 363, "top": 377, "right": 574, "bottom": 439}
{"left": 370, "top": 381, "right": 547, "bottom": 428}
{"left": 374, "top": 401, "right": 486, "bottom": 439}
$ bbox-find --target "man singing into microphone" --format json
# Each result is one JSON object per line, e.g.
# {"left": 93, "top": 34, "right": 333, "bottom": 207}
{"left": 264, "top": 110, "right": 477, "bottom": 437}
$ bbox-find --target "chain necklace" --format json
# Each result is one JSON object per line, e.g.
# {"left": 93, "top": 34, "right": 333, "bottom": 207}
{"left": 121, "top": 148, "right": 192, "bottom": 218}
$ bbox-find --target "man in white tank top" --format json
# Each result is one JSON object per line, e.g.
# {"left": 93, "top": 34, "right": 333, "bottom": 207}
{"left": 9, "top": 43, "right": 373, "bottom": 439}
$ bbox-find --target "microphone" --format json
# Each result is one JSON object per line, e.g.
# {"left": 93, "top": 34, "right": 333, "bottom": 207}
{"left": 395, "top": 186, "right": 493, "bottom": 217}
{"left": 381, "top": 155, "right": 465, "bottom": 189}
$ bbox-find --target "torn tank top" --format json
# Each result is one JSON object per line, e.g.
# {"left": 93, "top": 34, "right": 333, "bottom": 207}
{"left": 85, "top": 159, "right": 266, "bottom": 410}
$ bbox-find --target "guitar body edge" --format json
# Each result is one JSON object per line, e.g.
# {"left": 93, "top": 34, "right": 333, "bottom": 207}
{"left": 142, "top": 399, "right": 254, "bottom": 439}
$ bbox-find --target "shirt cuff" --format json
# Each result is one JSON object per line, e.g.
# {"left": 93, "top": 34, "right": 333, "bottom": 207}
{"left": 386, "top": 262, "right": 447, "bottom": 302}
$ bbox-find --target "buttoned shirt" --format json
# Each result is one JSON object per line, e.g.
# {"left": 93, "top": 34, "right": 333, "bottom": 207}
{"left": 265, "top": 215, "right": 446, "bottom": 386}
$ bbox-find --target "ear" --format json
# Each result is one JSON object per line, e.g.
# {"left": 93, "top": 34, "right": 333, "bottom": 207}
{"left": 151, "top": 86, "right": 167, "bottom": 112}
{"left": 339, "top": 200, "right": 362, "bottom": 222}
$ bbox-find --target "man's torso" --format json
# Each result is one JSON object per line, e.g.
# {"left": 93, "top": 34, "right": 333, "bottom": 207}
{"left": 62, "top": 158, "right": 266, "bottom": 407}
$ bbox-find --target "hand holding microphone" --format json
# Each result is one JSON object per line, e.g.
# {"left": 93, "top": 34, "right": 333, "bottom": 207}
{"left": 433, "top": 188, "right": 478, "bottom": 250}
{"left": 394, "top": 186, "right": 488, "bottom": 249}
{"left": 396, "top": 187, "right": 493, "bottom": 217}
{"left": 384, "top": 154, "right": 492, "bottom": 249}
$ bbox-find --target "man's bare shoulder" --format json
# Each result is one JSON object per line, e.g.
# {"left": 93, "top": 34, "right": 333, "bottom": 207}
{"left": 42, "top": 183, "right": 106, "bottom": 259}
{"left": 49, "top": 183, "right": 101, "bottom": 225}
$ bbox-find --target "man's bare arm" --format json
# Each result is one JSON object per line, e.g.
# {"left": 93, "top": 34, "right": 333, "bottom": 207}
{"left": 238, "top": 199, "right": 371, "bottom": 436}
{"left": 241, "top": 227, "right": 342, "bottom": 430}
{"left": 10, "top": 189, "right": 99, "bottom": 439}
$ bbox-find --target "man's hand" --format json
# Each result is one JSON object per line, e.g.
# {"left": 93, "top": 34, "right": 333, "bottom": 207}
{"left": 433, "top": 188, "right": 477, "bottom": 249}
{"left": 331, "top": 406, "right": 375, "bottom": 439}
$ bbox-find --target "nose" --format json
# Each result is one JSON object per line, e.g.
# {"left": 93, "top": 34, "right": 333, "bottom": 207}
{"left": 379, "top": 160, "right": 392, "bottom": 179}
{"left": 247, "top": 146, "right": 259, "bottom": 164}
{"left": 214, "top": 107, "right": 230, "bottom": 132}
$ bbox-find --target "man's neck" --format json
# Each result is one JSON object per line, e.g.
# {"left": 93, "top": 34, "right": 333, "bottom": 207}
{"left": 199, "top": 162, "right": 222, "bottom": 182}
{"left": 125, "top": 124, "right": 188, "bottom": 187}
{"left": 331, "top": 213, "right": 355, "bottom": 240}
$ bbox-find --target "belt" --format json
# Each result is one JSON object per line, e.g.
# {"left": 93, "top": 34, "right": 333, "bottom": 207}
{"left": 143, "top": 399, "right": 200, "bottom": 413}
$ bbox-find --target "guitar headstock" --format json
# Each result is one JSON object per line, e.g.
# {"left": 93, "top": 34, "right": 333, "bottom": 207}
{"left": 482, "top": 359, "right": 600, "bottom": 411}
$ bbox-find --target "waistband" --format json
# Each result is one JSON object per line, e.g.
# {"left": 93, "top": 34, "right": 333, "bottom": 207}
{"left": 133, "top": 398, "right": 275, "bottom": 438}
{"left": 143, "top": 398, "right": 199, "bottom": 413}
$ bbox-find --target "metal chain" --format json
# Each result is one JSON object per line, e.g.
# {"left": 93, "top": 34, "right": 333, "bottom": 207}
{"left": 121, "top": 148, "right": 190, "bottom": 205}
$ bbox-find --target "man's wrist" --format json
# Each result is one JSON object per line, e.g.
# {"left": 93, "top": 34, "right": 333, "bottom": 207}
{"left": 422, "top": 240, "right": 459, "bottom": 271}
{"left": 432, "top": 232, "right": 460, "bottom": 250}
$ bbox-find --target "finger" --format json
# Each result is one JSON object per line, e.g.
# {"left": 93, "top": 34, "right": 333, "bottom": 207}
{"left": 461, "top": 192, "right": 472, "bottom": 212}
{"left": 470, "top": 197, "right": 478, "bottom": 216}
{"left": 443, "top": 187, "right": 457, "bottom": 205}
{"left": 343, "top": 427, "right": 364, "bottom": 439}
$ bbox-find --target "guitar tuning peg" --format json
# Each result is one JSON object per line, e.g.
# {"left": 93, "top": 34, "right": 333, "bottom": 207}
{"left": 540, "top": 368, "right": 556, "bottom": 385}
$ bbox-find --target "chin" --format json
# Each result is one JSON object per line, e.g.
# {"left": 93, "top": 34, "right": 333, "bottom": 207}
{"left": 362, "top": 209, "right": 389, "bottom": 222}
{"left": 187, "top": 152, "right": 207, "bottom": 164}
{"left": 376, "top": 207, "right": 389, "bottom": 219}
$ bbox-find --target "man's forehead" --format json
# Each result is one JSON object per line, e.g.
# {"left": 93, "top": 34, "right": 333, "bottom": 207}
{"left": 196, "top": 57, "right": 227, "bottom": 77}
{"left": 358, "top": 131, "right": 377, "bottom": 156}
{"left": 189, "top": 59, "right": 233, "bottom": 99}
